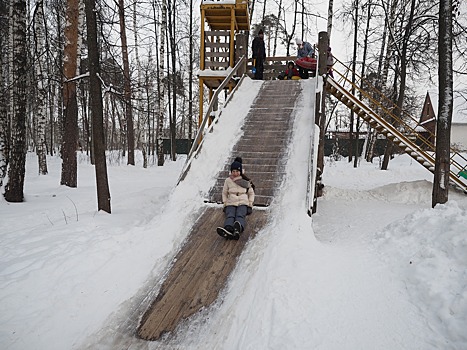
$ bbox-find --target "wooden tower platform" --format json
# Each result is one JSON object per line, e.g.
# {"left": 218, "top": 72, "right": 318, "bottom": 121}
{"left": 198, "top": 0, "right": 250, "bottom": 125}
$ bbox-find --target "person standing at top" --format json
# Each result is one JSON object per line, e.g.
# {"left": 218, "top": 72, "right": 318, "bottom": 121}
{"left": 217, "top": 157, "right": 255, "bottom": 240}
{"left": 251, "top": 29, "right": 266, "bottom": 80}
{"left": 295, "top": 38, "right": 314, "bottom": 79}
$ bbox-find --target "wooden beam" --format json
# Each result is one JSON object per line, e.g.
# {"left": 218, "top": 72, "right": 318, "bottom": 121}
{"left": 199, "top": 79, "right": 203, "bottom": 130}
{"left": 205, "top": 51, "right": 230, "bottom": 58}
{"left": 200, "top": 9, "right": 205, "bottom": 70}
{"left": 204, "top": 61, "right": 230, "bottom": 68}
{"left": 230, "top": 7, "right": 235, "bottom": 67}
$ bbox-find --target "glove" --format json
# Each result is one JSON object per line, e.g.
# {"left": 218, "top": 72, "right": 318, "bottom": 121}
{"left": 247, "top": 206, "right": 253, "bottom": 215}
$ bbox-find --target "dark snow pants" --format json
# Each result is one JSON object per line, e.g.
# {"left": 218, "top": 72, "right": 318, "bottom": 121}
{"left": 254, "top": 59, "right": 264, "bottom": 80}
{"left": 224, "top": 205, "right": 247, "bottom": 232}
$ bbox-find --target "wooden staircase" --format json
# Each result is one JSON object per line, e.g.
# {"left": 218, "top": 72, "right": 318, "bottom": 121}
{"left": 325, "top": 58, "right": 467, "bottom": 193}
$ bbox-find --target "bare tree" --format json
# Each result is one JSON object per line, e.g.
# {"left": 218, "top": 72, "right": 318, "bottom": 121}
{"left": 382, "top": 0, "right": 415, "bottom": 170}
{"left": 188, "top": 0, "right": 194, "bottom": 140}
{"left": 327, "top": 0, "right": 334, "bottom": 40}
{"left": 84, "top": 0, "right": 111, "bottom": 213}
{"left": 33, "top": 0, "right": 48, "bottom": 175}
{"left": 156, "top": 0, "right": 167, "bottom": 166}
{"left": 0, "top": 0, "right": 8, "bottom": 187}
{"left": 380, "top": 0, "right": 435, "bottom": 170}
{"left": 272, "top": 0, "right": 283, "bottom": 56}
{"left": 284, "top": 0, "right": 298, "bottom": 56}
{"left": 249, "top": 0, "right": 256, "bottom": 19}
{"left": 167, "top": 0, "right": 177, "bottom": 161}
{"left": 49, "top": 0, "right": 65, "bottom": 157}
{"left": 4, "top": 0, "right": 27, "bottom": 202}
{"left": 61, "top": 0, "right": 79, "bottom": 187}
{"left": 348, "top": 0, "right": 358, "bottom": 164}
{"left": 432, "top": 0, "right": 454, "bottom": 207}
{"left": 118, "top": 0, "right": 135, "bottom": 166}
{"left": 353, "top": 1, "right": 374, "bottom": 167}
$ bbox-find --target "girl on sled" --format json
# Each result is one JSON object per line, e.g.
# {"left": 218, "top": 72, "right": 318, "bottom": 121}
{"left": 217, "top": 157, "right": 255, "bottom": 240}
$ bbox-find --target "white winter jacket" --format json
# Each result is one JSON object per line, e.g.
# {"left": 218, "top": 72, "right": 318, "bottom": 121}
{"left": 222, "top": 176, "right": 255, "bottom": 207}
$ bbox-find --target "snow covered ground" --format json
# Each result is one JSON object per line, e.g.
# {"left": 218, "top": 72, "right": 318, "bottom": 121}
{"left": 1, "top": 79, "right": 466, "bottom": 349}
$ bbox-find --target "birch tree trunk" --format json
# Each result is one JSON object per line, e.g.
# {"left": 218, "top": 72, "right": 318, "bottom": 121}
{"left": 272, "top": 0, "right": 282, "bottom": 56}
{"left": 118, "top": 0, "right": 135, "bottom": 165}
{"left": 4, "top": 0, "right": 27, "bottom": 202}
{"left": 327, "top": 0, "right": 334, "bottom": 40}
{"left": 301, "top": 0, "right": 305, "bottom": 39}
{"left": 51, "top": 1, "right": 64, "bottom": 157}
{"left": 432, "top": 0, "right": 453, "bottom": 207}
{"left": 85, "top": 0, "right": 111, "bottom": 213}
{"left": 34, "top": 0, "right": 48, "bottom": 175}
{"left": 0, "top": 16, "right": 8, "bottom": 187}
{"left": 61, "top": 0, "right": 79, "bottom": 187}
{"left": 286, "top": 0, "right": 298, "bottom": 56}
{"left": 151, "top": 0, "right": 159, "bottom": 157}
{"left": 133, "top": 0, "right": 146, "bottom": 167}
{"left": 157, "top": 0, "right": 167, "bottom": 166}
{"left": 188, "top": 0, "right": 193, "bottom": 140}
{"left": 168, "top": 0, "right": 176, "bottom": 161}
{"left": 349, "top": 0, "right": 358, "bottom": 163}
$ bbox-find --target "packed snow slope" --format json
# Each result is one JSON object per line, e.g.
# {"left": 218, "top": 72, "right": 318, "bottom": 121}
{"left": 1, "top": 78, "right": 466, "bottom": 350}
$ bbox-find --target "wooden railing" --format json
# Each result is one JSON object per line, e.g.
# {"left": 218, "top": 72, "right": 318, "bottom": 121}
{"left": 326, "top": 56, "right": 467, "bottom": 193}
{"left": 178, "top": 55, "right": 247, "bottom": 183}
{"left": 246, "top": 56, "right": 300, "bottom": 80}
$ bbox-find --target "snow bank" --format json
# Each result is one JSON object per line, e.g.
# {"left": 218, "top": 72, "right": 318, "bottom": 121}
{"left": 374, "top": 201, "right": 467, "bottom": 348}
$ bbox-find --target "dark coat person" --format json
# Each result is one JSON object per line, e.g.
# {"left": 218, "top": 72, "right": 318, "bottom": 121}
{"left": 252, "top": 29, "right": 266, "bottom": 80}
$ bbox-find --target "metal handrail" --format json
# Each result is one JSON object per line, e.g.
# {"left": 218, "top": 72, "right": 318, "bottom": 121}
{"left": 177, "top": 55, "right": 247, "bottom": 184}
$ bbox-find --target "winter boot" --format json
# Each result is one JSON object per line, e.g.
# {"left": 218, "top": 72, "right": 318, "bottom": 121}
{"left": 233, "top": 221, "right": 243, "bottom": 240}
{"left": 217, "top": 226, "right": 236, "bottom": 240}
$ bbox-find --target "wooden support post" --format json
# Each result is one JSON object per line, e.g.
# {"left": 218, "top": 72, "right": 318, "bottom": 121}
{"left": 209, "top": 88, "right": 215, "bottom": 126}
{"left": 199, "top": 7, "right": 205, "bottom": 141}
{"left": 199, "top": 79, "right": 204, "bottom": 129}
{"left": 230, "top": 7, "right": 235, "bottom": 67}
{"left": 200, "top": 9, "right": 205, "bottom": 70}
{"left": 316, "top": 31, "right": 329, "bottom": 201}
{"left": 317, "top": 31, "right": 328, "bottom": 77}
{"left": 235, "top": 33, "right": 247, "bottom": 76}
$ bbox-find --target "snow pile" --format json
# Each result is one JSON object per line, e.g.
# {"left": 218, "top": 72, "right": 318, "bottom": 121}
{"left": 375, "top": 201, "right": 467, "bottom": 348}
